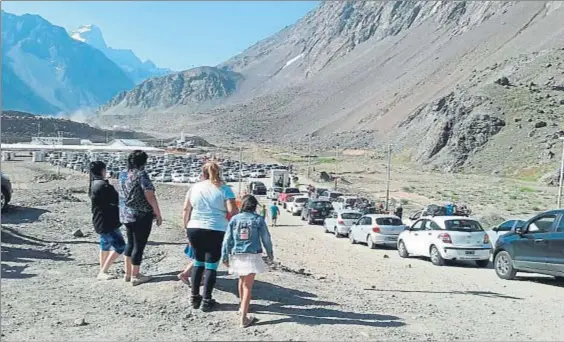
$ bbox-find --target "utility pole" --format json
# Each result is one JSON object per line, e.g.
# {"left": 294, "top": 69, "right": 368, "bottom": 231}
{"left": 307, "top": 134, "right": 312, "bottom": 179}
{"left": 238, "top": 146, "right": 243, "bottom": 197}
{"left": 334, "top": 145, "right": 339, "bottom": 190}
{"left": 37, "top": 122, "right": 41, "bottom": 136}
{"left": 557, "top": 137, "right": 564, "bottom": 208}
{"left": 385, "top": 144, "right": 392, "bottom": 212}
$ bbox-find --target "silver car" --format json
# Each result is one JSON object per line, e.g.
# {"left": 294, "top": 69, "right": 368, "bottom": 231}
{"left": 349, "top": 214, "right": 406, "bottom": 249}
{"left": 324, "top": 210, "right": 363, "bottom": 237}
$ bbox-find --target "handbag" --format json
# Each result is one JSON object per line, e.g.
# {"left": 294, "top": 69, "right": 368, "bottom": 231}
{"left": 124, "top": 171, "right": 153, "bottom": 213}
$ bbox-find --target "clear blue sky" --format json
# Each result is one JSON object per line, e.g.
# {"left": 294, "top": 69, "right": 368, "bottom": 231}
{"left": 2, "top": 1, "right": 319, "bottom": 71}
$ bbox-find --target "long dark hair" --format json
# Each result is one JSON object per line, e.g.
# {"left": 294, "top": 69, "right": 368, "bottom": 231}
{"left": 240, "top": 195, "right": 259, "bottom": 213}
{"left": 89, "top": 161, "right": 106, "bottom": 197}
{"left": 127, "top": 150, "right": 148, "bottom": 170}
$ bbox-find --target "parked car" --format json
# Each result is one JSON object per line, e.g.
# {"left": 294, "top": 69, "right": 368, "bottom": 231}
{"left": 248, "top": 181, "right": 267, "bottom": 195}
{"left": 1, "top": 172, "right": 13, "bottom": 211}
{"left": 319, "top": 190, "right": 343, "bottom": 202}
{"left": 287, "top": 195, "right": 308, "bottom": 216}
{"left": 350, "top": 214, "right": 406, "bottom": 248}
{"left": 493, "top": 209, "right": 564, "bottom": 280}
{"left": 278, "top": 187, "right": 301, "bottom": 206}
{"left": 332, "top": 196, "right": 359, "bottom": 212}
{"left": 267, "top": 187, "right": 283, "bottom": 200}
{"left": 403, "top": 210, "right": 423, "bottom": 227}
{"left": 324, "top": 210, "right": 363, "bottom": 237}
{"left": 301, "top": 200, "right": 334, "bottom": 224}
{"left": 397, "top": 216, "right": 491, "bottom": 267}
{"left": 486, "top": 218, "right": 526, "bottom": 250}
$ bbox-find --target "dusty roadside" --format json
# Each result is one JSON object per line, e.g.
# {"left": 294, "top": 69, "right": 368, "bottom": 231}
{"left": 2, "top": 159, "right": 564, "bottom": 341}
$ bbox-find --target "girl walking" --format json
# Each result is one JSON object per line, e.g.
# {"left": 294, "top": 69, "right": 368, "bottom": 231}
{"left": 222, "top": 195, "right": 274, "bottom": 328}
{"left": 89, "top": 161, "right": 125, "bottom": 280}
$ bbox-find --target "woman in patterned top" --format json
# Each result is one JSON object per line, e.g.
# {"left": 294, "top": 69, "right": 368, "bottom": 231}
{"left": 118, "top": 150, "right": 163, "bottom": 286}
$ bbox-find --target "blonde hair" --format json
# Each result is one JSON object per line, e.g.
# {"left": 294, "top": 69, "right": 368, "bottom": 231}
{"left": 202, "top": 161, "right": 222, "bottom": 186}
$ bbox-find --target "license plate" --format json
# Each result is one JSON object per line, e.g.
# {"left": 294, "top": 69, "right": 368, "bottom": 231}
{"left": 465, "top": 251, "right": 475, "bottom": 255}
{"left": 386, "top": 236, "right": 397, "bottom": 241}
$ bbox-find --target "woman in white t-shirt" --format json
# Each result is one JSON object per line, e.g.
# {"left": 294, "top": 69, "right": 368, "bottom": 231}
{"left": 182, "top": 161, "right": 238, "bottom": 312}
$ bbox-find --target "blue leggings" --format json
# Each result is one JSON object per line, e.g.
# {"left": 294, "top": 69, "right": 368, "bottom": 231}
{"left": 186, "top": 228, "right": 224, "bottom": 300}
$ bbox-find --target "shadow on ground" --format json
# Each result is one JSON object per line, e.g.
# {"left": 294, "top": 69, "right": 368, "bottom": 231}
{"left": 363, "top": 288, "right": 523, "bottom": 300}
{"left": 1, "top": 206, "right": 50, "bottom": 224}
{"left": 1, "top": 264, "right": 35, "bottom": 279}
{"left": 515, "top": 276, "right": 564, "bottom": 288}
{"left": 216, "top": 278, "right": 405, "bottom": 328}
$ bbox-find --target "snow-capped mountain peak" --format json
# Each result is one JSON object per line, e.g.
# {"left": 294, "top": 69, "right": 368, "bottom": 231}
{"left": 68, "top": 24, "right": 171, "bottom": 84}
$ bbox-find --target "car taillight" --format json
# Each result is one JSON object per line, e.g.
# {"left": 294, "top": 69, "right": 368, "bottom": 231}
{"left": 438, "top": 233, "right": 452, "bottom": 243}
{"left": 311, "top": 209, "right": 318, "bottom": 213}
{"left": 337, "top": 219, "right": 345, "bottom": 225}
{"left": 372, "top": 226, "right": 381, "bottom": 233}
{"left": 483, "top": 234, "right": 490, "bottom": 244}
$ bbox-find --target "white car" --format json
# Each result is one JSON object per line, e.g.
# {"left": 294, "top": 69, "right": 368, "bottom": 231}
{"left": 397, "top": 216, "right": 491, "bottom": 267}
{"left": 250, "top": 170, "right": 260, "bottom": 178}
{"left": 332, "top": 196, "right": 359, "bottom": 212}
{"left": 287, "top": 195, "right": 309, "bottom": 216}
{"left": 486, "top": 218, "right": 526, "bottom": 249}
{"left": 349, "top": 214, "right": 406, "bottom": 248}
{"left": 267, "top": 187, "right": 282, "bottom": 200}
{"left": 324, "top": 210, "right": 363, "bottom": 237}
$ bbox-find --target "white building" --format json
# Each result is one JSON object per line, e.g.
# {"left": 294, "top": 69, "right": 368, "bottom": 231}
{"left": 108, "top": 139, "right": 148, "bottom": 148}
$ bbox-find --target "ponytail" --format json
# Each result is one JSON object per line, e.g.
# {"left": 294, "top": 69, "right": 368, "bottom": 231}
{"left": 202, "top": 162, "right": 222, "bottom": 187}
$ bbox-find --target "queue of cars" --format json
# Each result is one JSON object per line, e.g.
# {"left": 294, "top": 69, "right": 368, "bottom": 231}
{"left": 279, "top": 190, "right": 563, "bottom": 282}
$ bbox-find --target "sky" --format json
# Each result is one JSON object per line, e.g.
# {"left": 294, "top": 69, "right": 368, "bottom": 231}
{"left": 2, "top": 1, "right": 319, "bottom": 71}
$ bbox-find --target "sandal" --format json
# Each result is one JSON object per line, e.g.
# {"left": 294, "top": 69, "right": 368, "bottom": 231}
{"left": 240, "top": 316, "right": 258, "bottom": 328}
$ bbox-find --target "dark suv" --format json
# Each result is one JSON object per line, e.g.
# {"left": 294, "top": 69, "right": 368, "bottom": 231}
{"left": 301, "top": 200, "right": 333, "bottom": 224}
{"left": 1, "top": 172, "right": 13, "bottom": 211}
{"left": 493, "top": 209, "right": 564, "bottom": 281}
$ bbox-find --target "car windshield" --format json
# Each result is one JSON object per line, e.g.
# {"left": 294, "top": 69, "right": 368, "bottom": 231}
{"left": 445, "top": 219, "right": 483, "bottom": 232}
{"left": 376, "top": 217, "right": 403, "bottom": 226}
{"left": 286, "top": 188, "right": 300, "bottom": 194}
{"left": 273, "top": 187, "right": 282, "bottom": 192}
{"left": 329, "top": 192, "right": 343, "bottom": 199}
{"left": 341, "top": 213, "right": 362, "bottom": 220}
{"left": 295, "top": 197, "right": 308, "bottom": 203}
{"left": 312, "top": 201, "right": 333, "bottom": 209}
{"left": 345, "top": 198, "right": 357, "bottom": 205}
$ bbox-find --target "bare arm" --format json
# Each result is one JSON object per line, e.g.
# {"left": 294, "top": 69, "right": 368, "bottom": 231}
{"left": 144, "top": 190, "right": 161, "bottom": 218}
{"left": 226, "top": 198, "right": 239, "bottom": 217}
{"left": 182, "top": 192, "right": 192, "bottom": 229}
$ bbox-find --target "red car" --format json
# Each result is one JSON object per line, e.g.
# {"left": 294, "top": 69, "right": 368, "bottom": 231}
{"left": 278, "top": 187, "right": 301, "bottom": 207}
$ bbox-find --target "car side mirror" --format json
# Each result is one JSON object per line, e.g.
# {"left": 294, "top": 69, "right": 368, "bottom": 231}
{"left": 515, "top": 227, "right": 523, "bottom": 235}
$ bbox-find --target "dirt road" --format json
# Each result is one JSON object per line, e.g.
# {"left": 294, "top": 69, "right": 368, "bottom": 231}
{"left": 2, "top": 160, "right": 564, "bottom": 341}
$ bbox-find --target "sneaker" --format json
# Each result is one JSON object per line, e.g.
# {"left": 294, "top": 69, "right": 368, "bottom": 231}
{"left": 190, "top": 295, "right": 202, "bottom": 309}
{"left": 201, "top": 298, "right": 217, "bottom": 312}
{"left": 131, "top": 274, "right": 152, "bottom": 286}
{"left": 97, "top": 272, "right": 117, "bottom": 280}
{"left": 124, "top": 274, "right": 131, "bottom": 282}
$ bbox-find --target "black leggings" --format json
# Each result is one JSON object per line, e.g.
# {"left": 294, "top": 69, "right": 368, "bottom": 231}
{"left": 186, "top": 228, "right": 225, "bottom": 300}
{"left": 124, "top": 214, "right": 153, "bottom": 266}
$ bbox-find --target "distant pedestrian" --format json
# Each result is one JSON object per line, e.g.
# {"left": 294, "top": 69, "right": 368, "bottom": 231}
{"left": 89, "top": 161, "right": 124, "bottom": 280}
{"left": 260, "top": 204, "right": 267, "bottom": 218}
{"left": 269, "top": 199, "right": 280, "bottom": 226}
{"left": 118, "top": 150, "right": 163, "bottom": 286}
{"left": 222, "top": 195, "right": 274, "bottom": 328}
{"left": 394, "top": 205, "right": 403, "bottom": 220}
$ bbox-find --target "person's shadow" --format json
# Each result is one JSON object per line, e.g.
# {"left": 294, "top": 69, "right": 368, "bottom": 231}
{"left": 215, "top": 278, "right": 404, "bottom": 328}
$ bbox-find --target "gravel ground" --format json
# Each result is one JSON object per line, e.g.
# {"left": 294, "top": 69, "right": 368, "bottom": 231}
{"left": 2, "top": 159, "right": 564, "bottom": 341}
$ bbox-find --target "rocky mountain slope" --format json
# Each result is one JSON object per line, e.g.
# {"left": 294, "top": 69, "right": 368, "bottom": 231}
{"left": 97, "top": 67, "right": 243, "bottom": 115}
{"left": 1, "top": 11, "right": 134, "bottom": 115}
{"left": 69, "top": 24, "right": 171, "bottom": 84}
{"left": 1, "top": 110, "right": 152, "bottom": 143}
{"left": 96, "top": 1, "right": 564, "bottom": 176}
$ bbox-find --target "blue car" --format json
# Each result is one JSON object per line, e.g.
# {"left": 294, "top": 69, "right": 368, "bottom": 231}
{"left": 493, "top": 209, "right": 564, "bottom": 281}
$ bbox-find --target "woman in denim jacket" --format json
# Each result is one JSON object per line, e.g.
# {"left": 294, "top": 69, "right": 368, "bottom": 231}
{"left": 222, "top": 195, "right": 274, "bottom": 328}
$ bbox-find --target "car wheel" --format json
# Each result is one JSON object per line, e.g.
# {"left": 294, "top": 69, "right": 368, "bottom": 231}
{"left": 349, "top": 232, "right": 356, "bottom": 244}
{"left": 283, "top": 203, "right": 287, "bottom": 209}
{"left": 367, "top": 236, "right": 377, "bottom": 249}
{"left": 323, "top": 222, "right": 329, "bottom": 233}
{"left": 475, "top": 260, "right": 489, "bottom": 268}
{"left": 494, "top": 251, "right": 517, "bottom": 280}
{"left": 334, "top": 227, "right": 340, "bottom": 238}
{"left": 398, "top": 240, "right": 409, "bottom": 258}
{"left": 1, "top": 188, "right": 8, "bottom": 212}
{"left": 430, "top": 245, "right": 445, "bottom": 266}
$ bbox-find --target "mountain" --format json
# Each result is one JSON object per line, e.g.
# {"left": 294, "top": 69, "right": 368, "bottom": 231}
{"left": 96, "top": 1, "right": 564, "bottom": 175}
{"left": 97, "top": 66, "right": 243, "bottom": 115}
{"left": 1, "top": 10, "right": 134, "bottom": 115}
{"left": 69, "top": 24, "right": 171, "bottom": 84}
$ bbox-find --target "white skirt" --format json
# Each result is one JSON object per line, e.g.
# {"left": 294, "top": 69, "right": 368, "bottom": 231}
{"left": 228, "top": 253, "right": 268, "bottom": 276}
